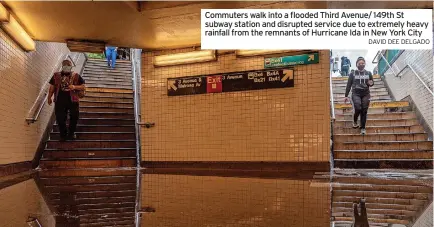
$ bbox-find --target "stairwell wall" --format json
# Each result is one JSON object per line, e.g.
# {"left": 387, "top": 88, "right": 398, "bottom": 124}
{"left": 412, "top": 202, "right": 433, "bottom": 227}
{"left": 0, "top": 29, "right": 70, "bottom": 165}
{"left": 140, "top": 49, "right": 330, "bottom": 163}
{"left": 382, "top": 50, "right": 433, "bottom": 132}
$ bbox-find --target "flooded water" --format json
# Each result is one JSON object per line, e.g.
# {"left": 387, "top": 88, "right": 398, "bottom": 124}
{"left": 0, "top": 168, "right": 432, "bottom": 227}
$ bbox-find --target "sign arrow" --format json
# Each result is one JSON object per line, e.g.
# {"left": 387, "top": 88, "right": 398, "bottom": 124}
{"left": 281, "top": 69, "right": 294, "bottom": 82}
{"left": 168, "top": 80, "right": 177, "bottom": 91}
{"left": 308, "top": 55, "right": 315, "bottom": 61}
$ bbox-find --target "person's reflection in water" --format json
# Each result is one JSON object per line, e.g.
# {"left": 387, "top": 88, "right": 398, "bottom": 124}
{"left": 353, "top": 198, "right": 369, "bottom": 227}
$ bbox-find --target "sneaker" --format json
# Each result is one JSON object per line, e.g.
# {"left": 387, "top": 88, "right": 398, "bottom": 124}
{"left": 67, "top": 133, "right": 77, "bottom": 140}
{"left": 352, "top": 122, "right": 360, "bottom": 128}
{"left": 360, "top": 129, "right": 367, "bottom": 135}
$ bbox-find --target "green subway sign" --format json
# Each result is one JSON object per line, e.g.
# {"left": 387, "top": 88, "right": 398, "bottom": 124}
{"left": 264, "top": 52, "right": 319, "bottom": 68}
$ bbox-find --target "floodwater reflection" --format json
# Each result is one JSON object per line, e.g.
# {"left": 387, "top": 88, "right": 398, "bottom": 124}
{"left": 0, "top": 168, "right": 432, "bottom": 227}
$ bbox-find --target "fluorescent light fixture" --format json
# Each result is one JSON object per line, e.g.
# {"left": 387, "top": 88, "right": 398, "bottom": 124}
{"left": 236, "top": 50, "right": 291, "bottom": 57}
{"left": 0, "top": 3, "right": 9, "bottom": 22}
{"left": 1, "top": 13, "right": 35, "bottom": 51}
{"left": 153, "top": 50, "right": 216, "bottom": 67}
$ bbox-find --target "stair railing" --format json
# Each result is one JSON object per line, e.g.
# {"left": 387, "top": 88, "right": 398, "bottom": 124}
{"left": 373, "top": 50, "right": 433, "bottom": 96}
{"left": 130, "top": 48, "right": 143, "bottom": 227}
{"left": 25, "top": 52, "right": 86, "bottom": 124}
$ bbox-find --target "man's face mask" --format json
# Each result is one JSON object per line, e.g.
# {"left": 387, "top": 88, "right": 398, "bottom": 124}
{"left": 62, "top": 65, "right": 73, "bottom": 73}
{"left": 357, "top": 62, "right": 365, "bottom": 71}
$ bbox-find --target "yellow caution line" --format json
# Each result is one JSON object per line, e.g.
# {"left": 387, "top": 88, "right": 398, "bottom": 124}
{"left": 335, "top": 101, "right": 409, "bottom": 109}
{"left": 332, "top": 74, "right": 381, "bottom": 81}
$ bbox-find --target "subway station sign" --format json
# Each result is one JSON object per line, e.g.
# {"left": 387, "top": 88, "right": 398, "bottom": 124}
{"left": 264, "top": 52, "right": 319, "bottom": 68}
{"left": 167, "top": 68, "right": 294, "bottom": 96}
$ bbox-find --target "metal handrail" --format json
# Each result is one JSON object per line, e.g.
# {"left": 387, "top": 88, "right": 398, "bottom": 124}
{"left": 131, "top": 48, "right": 143, "bottom": 227}
{"left": 374, "top": 50, "right": 433, "bottom": 96}
{"left": 329, "top": 53, "right": 336, "bottom": 121}
{"left": 25, "top": 53, "right": 85, "bottom": 124}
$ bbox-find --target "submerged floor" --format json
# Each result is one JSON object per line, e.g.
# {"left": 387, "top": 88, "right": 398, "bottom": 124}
{"left": 0, "top": 168, "right": 432, "bottom": 227}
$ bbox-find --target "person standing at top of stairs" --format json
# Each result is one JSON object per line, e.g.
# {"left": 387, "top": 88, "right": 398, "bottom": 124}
{"left": 47, "top": 59, "right": 86, "bottom": 141}
{"left": 105, "top": 46, "right": 118, "bottom": 69}
{"left": 344, "top": 57, "right": 374, "bottom": 135}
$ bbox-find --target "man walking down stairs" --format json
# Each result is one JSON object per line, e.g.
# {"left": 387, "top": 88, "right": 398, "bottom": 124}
{"left": 39, "top": 58, "right": 137, "bottom": 169}
{"left": 332, "top": 73, "right": 433, "bottom": 169}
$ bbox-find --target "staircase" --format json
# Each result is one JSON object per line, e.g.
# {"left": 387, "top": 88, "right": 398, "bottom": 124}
{"left": 39, "top": 58, "right": 137, "bottom": 169}
{"left": 36, "top": 168, "right": 137, "bottom": 227}
{"left": 331, "top": 169, "right": 433, "bottom": 227}
{"left": 332, "top": 75, "right": 433, "bottom": 169}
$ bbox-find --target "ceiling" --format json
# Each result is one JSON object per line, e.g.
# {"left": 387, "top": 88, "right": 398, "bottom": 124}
{"left": 2, "top": 1, "right": 432, "bottom": 50}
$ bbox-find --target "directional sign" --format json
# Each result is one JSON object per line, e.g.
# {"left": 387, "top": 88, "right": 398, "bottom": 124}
{"left": 167, "top": 68, "right": 294, "bottom": 96}
{"left": 264, "top": 52, "right": 319, "bottom": 68}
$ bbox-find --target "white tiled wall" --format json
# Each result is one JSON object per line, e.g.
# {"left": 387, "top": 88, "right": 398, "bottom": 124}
{"left": 412, "top": 202, "right": 433, "bottom": 227}
{"left": 383, "top": 50, "right": 433, "bottom": 131}
{"left": 0, "top": 29, "right": 70, "bottom": 165}
{"left": 0, "top": 179, "right": 55, "bottom": 227}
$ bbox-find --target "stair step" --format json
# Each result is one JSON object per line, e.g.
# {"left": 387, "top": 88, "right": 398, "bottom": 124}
{"left": 335, "top": 112, "right": 416, "bottom": 120}
{"left": 332, "top": 196, "right": 428, "bottom": 206}
{"left": 333, "top": 182, "right": 432, "bottom": 193}
{"left": 334, "top": 93, "right": 391, "bottom": 98}
{"left": 80, "top": 107, "right": 134, "bottom": 114}
{"left": 334, "top": 159, "right": 433, "bottom": 169}
{"left": 86, "top": 87, "right": 132, "bottom": 93}
{"left": 334, "top": 150, "right": 433, "bottom": 159}
{"left": 333, "top": 90, "right": 389, "bottom": 95}
{"left": 334, "top": 133, "right": 428, "bottom": 142}
{"left": 332, "top": 75, "right": 381, "bottom": 80}
{"left": 76, "top": 118, "right": 135, "bottom": 125}
{"left": 50, "top": 132, "right": 135, "bottom": 140}
{"left": 332, "top": 79, "right": 383, "bottom": 85}
{"left": 86, "top": 84, "right": 133, "bottom": 89}
{"left": 43, "top": 149, "right": 136, "bottom": 159}
{"left": 53, "top": 125, "right": 135, "bottom": 133}
{"left": 80, "top": 101, "right": 134, "bottom": 108}
{"left": 334, "top": 125, "right": 425, "bottom": 134}
{"left": 333, "top": 81, "right": 385, "bottom": 86}
{"left": 80, "top": 220, "right": 134, "bottom": 227}
{"left": 82, "top": 96, "right": 133, "bottom": 103}
{"left": 334, "top": 140, "right": 433, "bottom": 150}
{"left": 43, "top": 183, "right": 136, "bottom": 193}
{"left": 334, "top": 97, "right": 392, "bottom": 102}
{"left": 334, "top": 119, "right": 419, "bottom": 127}
{"left": 38, "top": 168, "right": 136, "bottom": 177}
{"left": 333, "top": 201, "right": 419, "bottom": 212}
{"left": 84, "top": 65, "right": 131, "bottom": 71}
{"left": 333, "top": 207, "right": 416, "bottom": 218}
{"left": 46, "top": 140, "right": 136, "bottom": 149}
{"left": 55, "top": 196, "right": 135, "bottom": 205}
{"left": 333, "top": 87, "right": 388, "bottom": 92}
{"left": 87, "top": 58, "right": 131, "bottom": 64}
{"left": 39, "top": 158, "right": 135, "bottom": 168}
{"left": 84, "top": 70, "right": 132, "bottom": 77}
{"left": 85, "top": 92, "right": 133, "bottom": 98}
{"left": 80, "top": 112, "right": 134, "bottom": 119}
{"left": 86, "top": 82, "right": 133, "bottom": 87}
{"left": 335, "top": 101, "right": 409, "bottom": 109}
{"left": 84, "top": 77, "right": 133, "bottom": 83}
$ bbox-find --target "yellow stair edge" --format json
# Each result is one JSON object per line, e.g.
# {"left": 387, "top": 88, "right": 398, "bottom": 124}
{"left": 332, "top": 74, "right": 381, "bottom": 81}
{"left": 335, "top": 101, "right": 409, "bottom": 109}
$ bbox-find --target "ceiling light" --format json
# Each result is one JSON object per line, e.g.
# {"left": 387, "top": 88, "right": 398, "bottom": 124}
{"left": 1, "top": 13, "right": 35, "bottom": 51}
{"left": 236, "top": 50, "right": 294, "bottom": 57}
{"left": 153, "top": 50, "right": 216, "bottom": 67}
{"left": 0, "top": 3, "right": 9, "bottom": 22}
